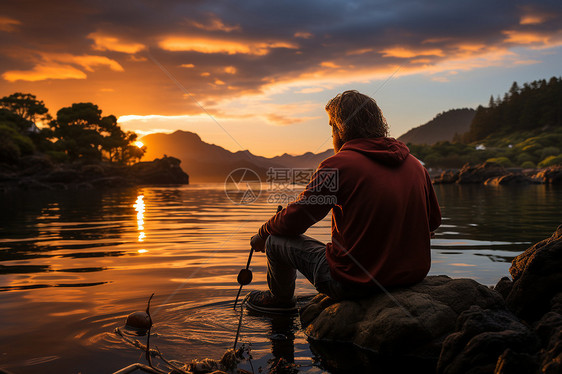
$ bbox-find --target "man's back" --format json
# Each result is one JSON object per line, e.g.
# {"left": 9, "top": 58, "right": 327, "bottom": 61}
{"left": 323, "top": 137, "right": 441, "bottom": 287}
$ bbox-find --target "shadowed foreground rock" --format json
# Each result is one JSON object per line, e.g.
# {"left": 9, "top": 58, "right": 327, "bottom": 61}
{"left": 301, "top": 226, "right": 562, "bottom": 373}
{"left": 507, "top": 225, "right": 562, "bottom": 322}
{"left": 437, "top": 306, "right": 539, "bottom": 374}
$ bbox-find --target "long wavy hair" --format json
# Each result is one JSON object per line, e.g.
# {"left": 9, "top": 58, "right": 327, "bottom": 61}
{"left": 325, "top": 90, "right": 389, "bottom": 143}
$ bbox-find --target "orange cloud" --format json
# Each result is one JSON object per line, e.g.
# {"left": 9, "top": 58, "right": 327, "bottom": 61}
{"left": 346, "top": 48, "right": 374, "bottom": 55}
{"left": 181, "top": 63, "right": 195, "bottom": 68}
{"left": 457, "top": 43, "right": 487, "bottom": 52}
{"left": 382, "top": 47, "right": 444, "bottom": 58}
{"left": 295, "top": 87, "right": 326, "bottom": 94}
{"left": 294, "top": 32, "right": 313, "bottom": 39}
{"left": 191, "top": 15, "right": 240, "bottom": 32}
{"left": 422, "top": 37, "right": 453, "bottom": 44}
{"left": 410, "top": 58, "right": 432, "bottom": 64}
{"left": 520, "top": 15, "right": 546, "bottom": 25}
{"left": 0, "top": 16, "right": 20, "bottom": 32}
{"left": 3, "top": 63, "right": 86, "bottom": 82}
{"left": 257, "top": 41, "right": 533, "bottom": 97}
{"left": 158, "top": 36, "right": 298, "bottom": 55}
{"left": 43, "top": 53, "right": 124, "bottom": 72}
{"left": 88, "top": 32, "right": 145, "bottom": 53}
{"left": 224, "top": 66, "right": 237, "bottom": 74}
{"left": 320, "top": 61, "right": 342, "bottom": 68}
{"left": 266, "top": 113, "right": 304, "bottom": 125}
{"left": 502, "top": 30, "right": 551, "bottom": 44}
{"left": 2, "top": 53, "right": 123, "bottom": 82}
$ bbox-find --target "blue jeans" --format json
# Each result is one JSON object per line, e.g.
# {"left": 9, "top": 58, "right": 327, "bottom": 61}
{"left": 265, "top": 234, "right": 369, "bottom": 302}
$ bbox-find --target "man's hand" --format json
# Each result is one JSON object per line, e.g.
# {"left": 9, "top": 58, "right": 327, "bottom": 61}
{"left": 250, "top": 234, "right": 266, "bottom": 252}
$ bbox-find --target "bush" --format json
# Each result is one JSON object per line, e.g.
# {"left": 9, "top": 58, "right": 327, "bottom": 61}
{"left": 45, "top": 150, "right": 68, "bottom": 163}
{"left": 540, "top": 146, "right": 560, "bottom": 159}
{"left": 520, "top": 141, "right": 542, "bottom": 154}
{"left": 520, "top": 161, "right": 536, "bottom": 169}
{"left": 538, "top": 155, "right": 562, "bottom": 168}
{"left": 516, "top": 152, "right": 536, "bottom": 164}
{"left": 422, "top": 153, "right": 441, "bottom": 166}
{"left": 0, "top": 137, "right": 21, "bottom": 164}
{"left": 0, "top": 123, "right": 35, "bottom": 156}
{"left": 486, "top": 157, "right": 513, "bottom": 167}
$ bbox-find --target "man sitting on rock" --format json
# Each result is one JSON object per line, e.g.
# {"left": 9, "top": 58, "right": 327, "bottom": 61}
{"left": 245, "top": 90, "right": 441, "bottom": 314}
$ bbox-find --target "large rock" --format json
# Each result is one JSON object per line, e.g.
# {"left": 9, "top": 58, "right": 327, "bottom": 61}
{"left": 433, "top": 169, "right": 459, "bottom": 184}
{"left": 18, "top": 154, "right": 54, "bottom": 176}
{"left": 436, "top": 306, "right": 539, "bottom": 374}
{"left": 533, "top": 166, "right": 562, "bottom": 185}
{"left": 483, "top": 173, "right": 536, "bottom": 186}
{"left": 507, "top": 225, "right": 562, "bottom": 322}
{"left": 456, "top": 162, "right": 506, "bottom": 184}
{"left": 91, "top": 176, "right": 135, "bottom": 188}
{"left": 300, "top": 275, "right": 504, "bottom": 359}
{"left": 128, "top": 156, "right": 189, "bottom": 185}
{"left": 40, "top": 168, "right": 81, "bottom": 183}
{"left": 533, "top": 295, "right": 562, "bottom": 374}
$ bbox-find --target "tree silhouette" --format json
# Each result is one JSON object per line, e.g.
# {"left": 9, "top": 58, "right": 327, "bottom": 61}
{"left": 50, "top": 102, "right": 144, "bottom": 163}
{"left": 0, "top": 93, "right": 50, "bottom": 126}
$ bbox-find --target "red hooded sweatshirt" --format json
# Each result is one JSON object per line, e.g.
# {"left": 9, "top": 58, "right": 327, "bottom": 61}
{"left": 258, "top": 137, "right": 441, "bottom": 288}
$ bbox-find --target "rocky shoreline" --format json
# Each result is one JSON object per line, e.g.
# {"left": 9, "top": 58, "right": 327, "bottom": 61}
{"left": 433, "top": 163, "right": 562, "bottom": 185}
{"left": 300, "top": 226, "right": 562, "bottom": 373}
{"left": 0, "top": 155, "right": 189, "bottom": 192}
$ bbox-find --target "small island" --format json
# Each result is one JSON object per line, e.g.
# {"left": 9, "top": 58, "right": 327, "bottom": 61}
{"left": 0, "top": 93, "right": 189, "bottom": 192}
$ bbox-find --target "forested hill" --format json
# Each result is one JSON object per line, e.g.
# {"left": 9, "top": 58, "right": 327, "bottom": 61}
{"left": 463, "top": 77, "right": 562, "bottom": 143}
{"left": 397, "top": 108, "right": 475, "bottom": 145}
{"left": 407, "top": 76, "right": 562, "bottom": 169}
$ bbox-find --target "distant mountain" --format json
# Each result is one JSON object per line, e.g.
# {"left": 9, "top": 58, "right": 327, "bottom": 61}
{"left": 398, "top": 108, "right": 476, "bottom": 145}
{"left": 140, "top": 130, "right": 333, "bottom": 182}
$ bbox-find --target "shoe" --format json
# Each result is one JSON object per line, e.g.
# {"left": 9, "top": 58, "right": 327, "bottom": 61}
{"left": 244, "top": 290, "right": 298, "bottom": 315}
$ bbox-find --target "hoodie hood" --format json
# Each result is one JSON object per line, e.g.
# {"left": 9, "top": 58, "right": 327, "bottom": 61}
{"left": 339, "top": 137, "right": 410, "bottom": 166}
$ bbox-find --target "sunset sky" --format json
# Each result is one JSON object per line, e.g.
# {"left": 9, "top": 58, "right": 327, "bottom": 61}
{"left": 1, "top": 0, "right": 562, "bottom": 156}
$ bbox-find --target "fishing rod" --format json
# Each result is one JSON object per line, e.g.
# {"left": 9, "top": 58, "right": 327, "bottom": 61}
{"left": 233, "top": 205, "right": 283, "bottom": 310}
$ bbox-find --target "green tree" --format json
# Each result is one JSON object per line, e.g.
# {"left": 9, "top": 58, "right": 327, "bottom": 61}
{"left": 509, "top": 82, "right": 520, "bottom": 97}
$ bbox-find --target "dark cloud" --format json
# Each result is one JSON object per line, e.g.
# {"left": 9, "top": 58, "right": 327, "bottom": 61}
{"left": 1, "top": 0, "right": 561, "bottom": 116}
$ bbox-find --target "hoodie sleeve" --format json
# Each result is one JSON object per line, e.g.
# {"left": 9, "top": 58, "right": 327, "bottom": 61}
{"left": 258, "top": 162, "right": 337, "bottom": 239}
{"left": 425, "top": 169, "right": 441, "bottom": 232}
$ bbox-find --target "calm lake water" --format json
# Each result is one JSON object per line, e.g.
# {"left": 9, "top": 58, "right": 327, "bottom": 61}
{"left": 1, "top": 183, "right": 561, "bottom": 373}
